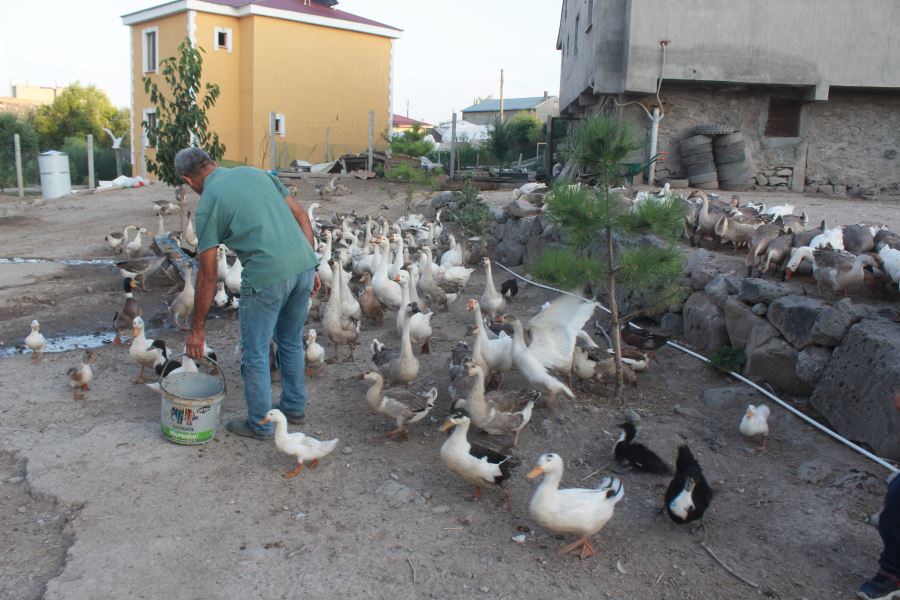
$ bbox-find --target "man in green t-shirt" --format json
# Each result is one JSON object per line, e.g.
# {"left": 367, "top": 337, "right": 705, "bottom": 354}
{"left": 176, "top": 147, "right": 319, "bottom": 439}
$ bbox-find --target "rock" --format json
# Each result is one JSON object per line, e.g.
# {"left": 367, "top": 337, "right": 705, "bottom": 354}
{"left": 724, "top": 295, "right": 767, "bottom": 350}
{"left": 431, "top": 191, "right": 454, "bottom": 209}
{"left": 739, "top": 278, "right": 792, "bottom": 304}
{"left": 804, "top": 183, "right": 819, "bottom": 193}
{"left": 341, "top": 446, "right": 353, "bottom": 455}
{"left": 819, "top": 184, "right": 833, "bottom": 194}
{"left": 744, "top": 321, "right": 812, "bottom": 395}
{"left": 833, "top": 184, "right": 847, "bottom": 195}
{"left": 768, "top": 176, "right": 787, "bottom": 186}
{"left": 431, "top": 505, "right": 450, "bottom": 514}
{"left": 379, "top": 480, "right": 425, "bottom": 508}
{"left": 702, "top": 386, "right": 763, "bottom": 408}
{"left": 494, "top": 237, "right": 525, "bottom": 267}
{"left": 493, "top": 222, "right": 508, "bottom": 240}
{"left": 775, "top": 168, "right": 792, "bottom": 176}
{"left": 660, "top": 312, "right": 683, "bottom": 336}
{"left": 796, "top": 459, "right": 832, "bottom": 484}
{"left": 808, "top": 298, "right": 868, "bottom": 347}
{"left": 521, "top": 192, "right": 544, "bottom": 206}
{"left": 674, "top": 405, "right": 702, "bottom": 419}
{"left": 690, "top": 266, "right": 720, "bottom": 291}
{"left": 751, "top": 303, "right": 767, "bottom": 316}
{"left": 795, "top": 346, "right": 833, "bottom": 385}
{"left": 704, "top": 274, "right": 741, "bottom": 307}
{"left": 504, "top": 198, "right": 542, "bottom": 218}
{"left": 767, "top": 295, "right": 828, "bottom": 349}
{"left": 682, "top": 292, "right": 728, "bottom": 353}
{"left": 755, "top": 174, "right": 768, "bottom": 186}
{"left": 624, "top": 409, "right": 641, "bottom": 426}
{"left": 810, "top": 319, "right": 900, "bottom": 460}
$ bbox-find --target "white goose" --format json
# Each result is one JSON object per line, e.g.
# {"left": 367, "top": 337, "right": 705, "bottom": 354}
{"left": 466, "top": 299, "right": 513, "bottom": 376}
{"left": 439, "top": 234, "right": 463, "bottom": 268}
{"left": 499, "top": 314, "right": 575, "bottom": 411}
{"left": 394, "top": 270, "right": 433, "bottom": 354}
{"left": 216, "top": 245, "right": 229, "bottom": 282}
{"left": 225, "top": 256, "right": 243, "bottom": 295}
{"left": 526, "top": 294, "right": 596, "bottom": 374}
{"left": 480, "top": 257, "right": 506, "bottom": 319}
{"left": 371, "top": 237, "right": 402, "bottom": 310}
{"left": 184, "top": 211, "right": 199, "bottom": 247}
{"left": 126, "top": 227, "right": 148, "bottom": 259}
{"left": 323, "top": 261, "right": 359, "bottom": 362}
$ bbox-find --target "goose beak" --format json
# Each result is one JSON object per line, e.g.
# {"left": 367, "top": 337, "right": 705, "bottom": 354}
{"left": 259, "top": 417, "right": 270, "bottom": 425}
{"left": 526, "top": 466, "right": 544, "bottom": 479}
{"left": 438, "top": 420, "right": 453, "bottom": 432}
{"left": 784, "top": 270, "right": 794, "bottom": 280}
{"left": 393, "top": 275, "right": 401, "bottom": 282}
{"left": 466, "top": 299, "right": 475, "bottom": 311}
{"left": 132, "top": 327, "right": 140, "bottom": 337}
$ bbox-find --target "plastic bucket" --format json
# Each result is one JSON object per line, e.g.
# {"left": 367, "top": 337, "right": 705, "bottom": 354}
{"left": 158, "top": 355, "right": 227, "bottom": 445}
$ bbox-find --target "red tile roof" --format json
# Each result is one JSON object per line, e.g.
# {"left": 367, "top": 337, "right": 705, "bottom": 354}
{"left": 203, "top": 0, "right": 401, "bottom": 31}
{"left": 393, "top": 114, "right": 433, "bottom": 129}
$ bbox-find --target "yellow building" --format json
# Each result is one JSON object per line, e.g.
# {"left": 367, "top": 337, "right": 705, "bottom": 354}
{"left": 122, "top": 0, "right": 401, "bottom": 174}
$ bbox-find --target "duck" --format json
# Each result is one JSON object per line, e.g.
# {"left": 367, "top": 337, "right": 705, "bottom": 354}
{"left": 405, "top": 262, "right": 428, "bottom": 313}
{"left": 879, "top": 246, "right": 900, "bottom": 291}
{"left": 259, "top": 409, "right": 338, "bottom": 478}
{"left": 143, "top": 355, "right": 199, "bottom": 394}
{"left": 358, "top": 274, "right": 384, "bottom": 326}
{"left": 337, "top": 261, "right": 361, "bottom": 322}
{"left": 170, "top": 265, "right": 195, "bottom": 330}
{"left": 394, "top": 271, "right": 433, "bottom": 354}
{"left": 479, "top": 257, "right": 506, "bottom": 319}
{"left": 361, "top": 370, "right": 438, "bottom": 440}
{"left": 613, "top": 422, "right": 670, "bottom": 474}
{"left": 527, "top": 454, "right": 624, "bottom": 559}
{"left": 129, "top": 316, "right": 168, "bottom": 384}
{"left": 439, "top": 234, "right": 463, "bottom": 268}
{"left": 460, "top": 361, "right": 535, "bottom": 447}
{"left": 216, "top": 245, "right": 230, "bottom": 282}
{"left": 105, "top": 224, "right": 136, "bottom": 253}
{"left": 466, "top": 300, "right": 514, "bottom": 378}
{"left": 524, "top": 294, "right": 597, "bottom": 375}
{"left": 316, "top": 232, "right": 334, "bottom": 289}
{"left": 153, "top": 199, "right": 177, "bottom": 216}
{"left": 112, "top": 277, "right": 142, "bottom": 345}
{"left": 620, "top": 320, "right": 670, "bottom": 361}
{"left": 304, "top": 329, "right": 325, "bottom": 376}
{"left": 434, "top": 262, "right": 476, "bottom": 292}
{"left": 323, "top": 261, "right": 359, "bottom": 363}
{"left": 448, "top": 340, "right": 473, "bottom": 403}
{"left": 418, "top": 246, "right": 454, "bottom": 310}
{"left": 184, "top": 210, "right": 199, "bottom": 248}
{"left": 740, "top": 404, "right": 770, "bottom": 450}
{"left": 808, "top": 226, "right": 845, "bottom": 251}
{"left": 813, "top": 249, "right": 879, "bottom": 296}
{"left": 573, "top": 348, "right": 637, "bottom": 385}
{"left": 125, "top": 227, "right": 148, "bottom": 259}
{"left": 24, "top": 319, "right": 46, "bottom": 362}
{"left": 439, "top": 409, "right": 519, "bottom": 509}
{"left": 500, "top": 277, "right": 518, "bottom": 302}
{"left": 155, "top": 214, "right": 167, "bottom": 238}
{"left": 66, "top": 350, "right": 96, "bottom": 400}
{"left": 213, "top": 281, "right": 239, "bottom": 317}
{"left": 664, "top": 445, "right": 713, "bottom": 527}
{"left": 225, "top": 256, "right": 243, "bottom": 295}
{"left": 370, "top": 310, "right": 419, "bottom": 386}
{"left": 371, "top": 237, "right": 403, "bottom": 310}
{"left": 498, "top": 314, "right": 575, "bottom": 412}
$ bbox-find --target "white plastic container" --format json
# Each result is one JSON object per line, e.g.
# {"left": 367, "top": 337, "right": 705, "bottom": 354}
{"left": 38, "top": 150, "right": 72, "bottom": 199}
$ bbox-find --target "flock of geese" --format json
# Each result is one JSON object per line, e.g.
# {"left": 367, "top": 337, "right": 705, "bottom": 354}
{"left": 680, "top": 190, "right": 900, "bottom": 296}
{"left": 21, "top": 187, "right": 780, "bottom": 560}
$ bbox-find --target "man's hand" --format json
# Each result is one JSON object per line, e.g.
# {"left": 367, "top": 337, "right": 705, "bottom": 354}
{"left": 313, "top": 272, "right": 321, "bottom": 294}
{"left": 186, "top": 327, "right": 206, "bottom": 360}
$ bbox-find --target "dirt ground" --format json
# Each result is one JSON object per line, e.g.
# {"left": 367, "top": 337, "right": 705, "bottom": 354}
{"left": 0, "top": 179, "right": 897, "bottom": 599}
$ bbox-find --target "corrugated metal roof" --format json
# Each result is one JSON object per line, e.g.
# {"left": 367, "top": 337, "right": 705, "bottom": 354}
{"left": 461, "top": 96, "right": 553, "bottom": 113}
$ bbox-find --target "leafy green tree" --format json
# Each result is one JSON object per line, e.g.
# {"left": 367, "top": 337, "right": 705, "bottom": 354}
{"left": 33, "top": 83, "right": 129, "bottom": 149}
{"left": 486, "top": 113, "right": 543, "bottom": 166}
{"left": 143, "top": 38, "right": 225, "bottom": 224}
{"left": 389, "top": 125, "right": 434, "bottom": 157}
{"left": 534, "top": 114, "right": 683, "bottom": 397}
{"left": 0, "top": 112, "right": 40, "bottom": 188}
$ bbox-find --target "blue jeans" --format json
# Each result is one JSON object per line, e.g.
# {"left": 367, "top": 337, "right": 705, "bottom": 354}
{"left": 239, "top": 268, "right": 315, "bottom": 435}
{"left": 880, "top": 474, "right": 900, "bottom": 576}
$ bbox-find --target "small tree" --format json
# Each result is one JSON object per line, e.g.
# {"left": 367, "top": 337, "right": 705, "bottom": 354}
{"left": 450, "top": 181, "right": 491, "bottom": 266}
{"left": 534, "top": 114, "right": 684, "bottom": 399}
{"left": 33, "top": 83, "right": 129, "bottom": 150}
{"left": 143, "top": 38, "right": 225, "bottom": 227}
{"left": 486, "top": 113, "right": 543, "bottom": 167}
{"left": 389, "top": 125, "right": 435, "bottom": 157}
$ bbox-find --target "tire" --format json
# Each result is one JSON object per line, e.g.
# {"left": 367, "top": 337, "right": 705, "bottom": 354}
{"left": 682, "top": 151, "right": 715, "bottom": 167}
{"left": 680, "top": 146, "right": 714, "bottom": 162}
{"left": 714, "top": 132, "right": 744, "bottom": 147}
{"left": 695, "top": 180, "right": 720, "bottom": 190}
{"left": 717, "top": 162, "right": 750, "bottom": 181}
{"left": 680, "top": 134, "right": 713, "bottom": 149}
{"left": 720, "top": 179, "right": 750, "bottom": 191}
{"left": 694, "top": 124, "right": 737, "bottom": 136}
{"left": 684, "top": 162, "right": 717, "bottom": 177}
{"left": 689, "top": 171, "right": 718, "bottom": 185}
{"left": 713, "top": 144, "right": 746, "bottom": 164}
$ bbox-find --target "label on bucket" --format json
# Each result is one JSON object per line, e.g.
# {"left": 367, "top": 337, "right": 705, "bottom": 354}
{"left": 161, "top": 423, "right": 214, "bottom": 443}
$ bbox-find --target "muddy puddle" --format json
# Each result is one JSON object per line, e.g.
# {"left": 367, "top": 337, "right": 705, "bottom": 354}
{"left": 0, "top": 332, "right": 117, "bottom": 358}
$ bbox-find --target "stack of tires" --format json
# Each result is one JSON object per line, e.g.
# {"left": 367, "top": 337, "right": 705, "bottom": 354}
{"left": 678, "top": 134, "right": 718, "bottom": 190}
{"left": 712, "top": 132, "right": 750, "bottom": 191}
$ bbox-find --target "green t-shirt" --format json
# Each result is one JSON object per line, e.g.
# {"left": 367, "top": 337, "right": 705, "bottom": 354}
{"left": 195, "top": 166, "right": 317, "bottom": 292}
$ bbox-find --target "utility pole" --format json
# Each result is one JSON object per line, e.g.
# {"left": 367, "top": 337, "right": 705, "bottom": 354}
{"left": 449, "top": 112, "right": 457, "bottom": 178}
{"left": 368, "top": 110, "right": 374, "bottom": 172}
{"left": 325, "top": 127, "right": 331, "bottom": 162}
{"left": 499, "top": 69, "right": 505, "bottom": 123}
{"left": 86, "top": 134, "right": 95, "bottom": 191}
{"left": 406, "top": 99, "right": 410, "bottom": 118}
{"left": 14, "top": 133, "right": 23, "bottom": 198}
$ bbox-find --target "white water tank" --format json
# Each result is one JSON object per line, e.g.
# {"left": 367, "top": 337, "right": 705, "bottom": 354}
{"left": 38, "top": 150, "right": 72, "bottom": 199}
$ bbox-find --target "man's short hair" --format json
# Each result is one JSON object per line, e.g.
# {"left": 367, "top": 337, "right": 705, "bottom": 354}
{"left": 174, "top": 147, "right": 213, "bottom": 177}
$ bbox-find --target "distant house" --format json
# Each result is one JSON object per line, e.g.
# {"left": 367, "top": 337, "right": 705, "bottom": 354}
{"left": 122, "top": 0, "right": 401, "bottom": 175}
{"left": 556, "top": 0, "right": 900, "bottom": 194}
{"left": 0, "top": 84, "right": 66, "bottom": 116}
{"left": 392, "top": 114, "right": 433, "bottom": 134}
{"left": 461, "top": 94, "right": 559, "bottom": 126}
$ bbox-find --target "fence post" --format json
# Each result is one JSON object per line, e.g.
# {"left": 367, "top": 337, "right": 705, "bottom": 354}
{"left": 545, "top": 116, "right": 554, "bottom": 179}
{"left": 368, "top": 110, "right": 374, "bottom": 172}
{"left": 86, "top": 134, "right": 95, "bottom": 191}
{"left": 14, "top": 133, "right": 24, "bottom": 197}
{"left": 269, "top": 112, "right": 277, "bottom": 171}
{"left": 449, "top": 112, "right": 457, "bottom": 178}
{"left": 325, "top": 127, "right": 331, "bottom": 163}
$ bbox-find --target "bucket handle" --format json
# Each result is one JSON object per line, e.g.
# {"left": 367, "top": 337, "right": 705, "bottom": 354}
{"left": 157, "top": 352, "right": 227, "bottom": 397}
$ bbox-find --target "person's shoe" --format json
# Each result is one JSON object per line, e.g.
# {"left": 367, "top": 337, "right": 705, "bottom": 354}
{"left": 858, "top": 571, "right": 900, "bottom": 600}
{"left": 225, "top": 418, "right": 273, "bottom": 441}
{"left": 274, "top": 404, "right": 305, "bottom": 424}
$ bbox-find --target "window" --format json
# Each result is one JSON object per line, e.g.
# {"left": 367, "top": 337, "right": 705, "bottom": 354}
{"left": 214, "top": 27, "right": 233, "bottom": 53}
{"left": 142, "top": 27, "right": 158, "bottom": 73}
{"left": 273, "top": 113, "right": 286, "bottom": 137}
{"left": 586, "top": 0, "right": 593, "bottom": 31}
{"left": 574, "top": 15, "right": 579, "bottom": 54}
{"left": 142, "top": 108, "right": 157, "bottom": 148}
{"left": 765, "top": 98, "right": 802, "bottom": 137}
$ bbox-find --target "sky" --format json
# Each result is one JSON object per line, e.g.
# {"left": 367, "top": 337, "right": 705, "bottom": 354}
{"left": 0, "top": 0, "right": 562, "bottom": 125}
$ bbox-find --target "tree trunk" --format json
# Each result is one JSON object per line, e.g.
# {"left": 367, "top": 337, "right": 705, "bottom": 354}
{"left": 176, "top": 185, "right": 186, "bottom": 235}
{"left": 606, "top": 225, "right": 625, "bottom": 400}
